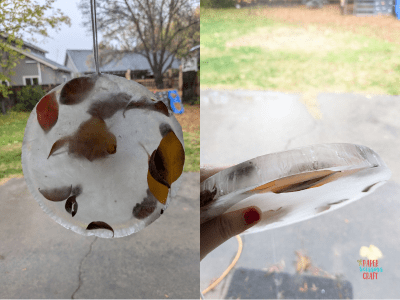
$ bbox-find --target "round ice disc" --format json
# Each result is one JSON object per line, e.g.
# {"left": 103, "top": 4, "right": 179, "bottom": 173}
{"left": 22, "top": 74, "right": 185, "bottom": 238}
{"left": 200, "top": 143, "right": 391, "bottom": 234}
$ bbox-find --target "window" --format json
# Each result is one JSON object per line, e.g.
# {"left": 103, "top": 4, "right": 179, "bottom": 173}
{"left": 24, "top": 76, "right": 39, "bottom": 86}
{"left": 1, "top": 80, "right": 9, "bottom": 86}
{"left": 62, "top": 75, "right": 68, "bottom": 83}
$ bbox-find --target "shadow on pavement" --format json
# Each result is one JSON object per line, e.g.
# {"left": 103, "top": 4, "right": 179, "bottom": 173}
{"left": 226, "top": 268, "right": 353, "bottom": 299}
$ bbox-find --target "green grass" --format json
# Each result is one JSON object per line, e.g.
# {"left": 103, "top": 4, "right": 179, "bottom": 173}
{"left": 201, "top": 8, "right": 400, "bottom": 96}
{"left": 183, "top": 131, "right": 200, "bottom": 172}
{"left": 0, "top": 111, "right": 199, "bottom": 183}
{"left": 0, "top": 111, "right": 29, "bottom": 181}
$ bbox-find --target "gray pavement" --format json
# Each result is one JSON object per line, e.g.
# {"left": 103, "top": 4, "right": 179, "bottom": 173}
{"left": 200, "top": 89, "right": 400, "bottom": 299}
{"left": 0, "top": 172, "right": 200, "bottom": 299}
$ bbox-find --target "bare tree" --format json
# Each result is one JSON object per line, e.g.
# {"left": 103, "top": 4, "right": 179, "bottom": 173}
{"left": 79, "top": 0, "right": 199, "bottom": 89}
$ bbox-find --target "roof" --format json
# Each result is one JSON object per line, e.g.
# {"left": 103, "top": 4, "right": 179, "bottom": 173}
{"left": 7, "top": 44, "right": 72, "bottom": 72}
{"left": 0, "top": 33, "right": 48, "bottom": 54}
{"left": 65, "top": 50, "right": 180, "bottom": 74}
{"left": 22, "top": 40, "right": 48, "bottom": 54}
{"left": 28, "top": 51, "right": 71, "bottom": 72}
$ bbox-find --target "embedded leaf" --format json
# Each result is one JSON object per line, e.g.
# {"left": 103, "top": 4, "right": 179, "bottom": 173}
{"left": 132, "top": 189, "right": 157, "bottom": 219}
{"left": 159, "top": 123, "right": 172, "bottom": 137}
{"left": 227, "top": 163, "right": 255, "bottom": 181}
{"left": 250, "top": 170, "right": 338, "bottom": 194}
{"left": 68, "top": 116, "right": 117, "bottom": 161}
{"left": 149, "top": 149, "right": 170, "bottom": 188}
{"left": 123, "top": 96, "right": 169, "bottom": 118}
{"left": 273, "top": 172, "right": 338, "bottom": 194}
{"left": 200, "top": 185, "right": 217, "bottom": 207}
{"left": 153, "top": 101, "right": 169, "bottom": 116}
{"left": 87, "top": 93, "right": 131, "bottom": 119}
{"left": 362, "top": 182, "right": 380, "bottom": 193}
{"left": 155, "top": 130, "right": 185, "bottom": 185}
{"left": 86, "top": 221, "right": 114, "bottom": 237}
{"left": 65, "top": 195, "right": 78, "bottom": 217}
{"left": 147, "top": 130, "right": 185, "bottom": 203}
{"left": 148, "top": 170, "right": 169, "bottom": 204}
{"left": 48, "top": 136, "right": 71, "bottom": 159}
{"left": 36, "top": 92, "right": 58, "bottom": 132}
{"left": 60, "top": 76, "right": 97, "bottom": 105}
{"left": 38, "top": 185, "right": 72, "bottom": 202}
{"left": 328, "top": 199, "right": 348, "bottom": 205}
{"left": 71, "top": 185, "right": 83, "bottom": 197}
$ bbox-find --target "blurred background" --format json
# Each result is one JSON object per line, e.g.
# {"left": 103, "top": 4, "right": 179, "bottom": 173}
{"left": 200, "top": 0, "right": 400, "bottom": 298}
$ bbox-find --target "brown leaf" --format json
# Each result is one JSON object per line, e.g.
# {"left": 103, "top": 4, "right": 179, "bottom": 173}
{"left": 47, "top": 136, "right": 71, "bottom": 159}
{"left": 251, "top": 170, "right": 338, "bottom": 194}
{"left": 200, "top": 185, "right": 217, "bottom": 207}
{"left": 38, "top": 185, "right": 72, "bottom": 202}
{"left": 68, "top": 117, "right": 117, "bottom": 161}
{"left": 86, "top": 221, "right": 114, "bottom": 237}
{"left": 87, "top": 93, "right": 131, "bottom": 119}
{"left": 71, "top": 185, "right": 83, "bottom": 197}
{"left": 60, "top": 76, "right": 97, "bottom": 105}
{"left": 154, "top": 101, "right": 169, "bottom": 116}
{"left": 123, "top": 97, "right": 169, "bottom": 118}
{"left": 65, "top": 195, "right": 78, "bottom": 217}
{"left": 132, "top": 189, "right": 158, "bottom": 219}
{"left": 159, "top": 123, "right": 173, "bottom": 137}
{"left": 149, "top": 149, "right": 170, "bottom": 188}
{"left": 362, "top": 182, "right": 381, "bottom": 193}
{"left": 274, "top": 172, "right": 338, "bottom": 193}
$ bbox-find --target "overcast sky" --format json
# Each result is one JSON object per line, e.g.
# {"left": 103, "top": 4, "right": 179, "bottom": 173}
{"left": 32, "top": 0, "right": 101, "bottom": 65}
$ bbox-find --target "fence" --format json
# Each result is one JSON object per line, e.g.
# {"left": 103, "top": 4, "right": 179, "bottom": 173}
{"left": 134, "top": 78, "right": 179, "bottom": 90}
{"left": 238, "top": 0, "right": 347, "bottom": 6}
{"left": 1, "top": 77, "right": 183, "bottom": 114}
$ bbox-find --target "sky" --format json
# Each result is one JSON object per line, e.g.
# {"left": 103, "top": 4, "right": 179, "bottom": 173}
{"left": 31, "top": 0, "right": 101, "bottom": 64}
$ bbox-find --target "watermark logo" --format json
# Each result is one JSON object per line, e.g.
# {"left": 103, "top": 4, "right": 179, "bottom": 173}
{"left": 358, "top": 244, "right": 383, "bottom": 280}
{"left": 357, "top": 259, "right": 383, "bottom": 279}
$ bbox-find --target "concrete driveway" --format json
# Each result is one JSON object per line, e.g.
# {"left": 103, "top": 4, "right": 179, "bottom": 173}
{"left": 0, "top": 172, "right": 199, "bottom": 299}
{"left": 200, "top": 89, "right": 400, "bottom": 299}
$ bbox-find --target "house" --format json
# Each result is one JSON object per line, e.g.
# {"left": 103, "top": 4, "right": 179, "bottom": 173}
{"left": 0, "top": 36, "right": 72, "bottom": 87}
{"left": 64, "top": 50, "right": 180, "bottom": 79}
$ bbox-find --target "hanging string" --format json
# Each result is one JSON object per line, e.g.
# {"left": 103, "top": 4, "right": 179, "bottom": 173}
{"left": 90, "top": 0, "right": 100, "bottom": 75}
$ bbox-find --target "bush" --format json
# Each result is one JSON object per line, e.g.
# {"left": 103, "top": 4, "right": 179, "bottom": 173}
{"left": 201, "top": 0, "right": 235, "bottom": 8}
{"left": 12, "top": 85, "right": 46, "bottom": 112}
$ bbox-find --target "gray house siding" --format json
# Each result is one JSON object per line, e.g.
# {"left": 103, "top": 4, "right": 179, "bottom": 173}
{"left": 0, "top": 57, "right": 72, "bottom": 86}
{"left": 0, "top": 38, "right": 72, "bottom": 86}
{"left": 65, "top": 55, "right": 79, "bottom": 78}
{"left": 0, "top": 57, "right": 40, "bottom": 86}
{"left": 40, "top": 65, "right": 71, "bottom": 85}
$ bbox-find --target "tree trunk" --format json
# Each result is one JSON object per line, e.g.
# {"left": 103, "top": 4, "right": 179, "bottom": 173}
{"left": 154, "top": 71, "right": 164, "bottom": 89}
{"left": 1, "top": 98, "right": 6, "bottom": 115}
